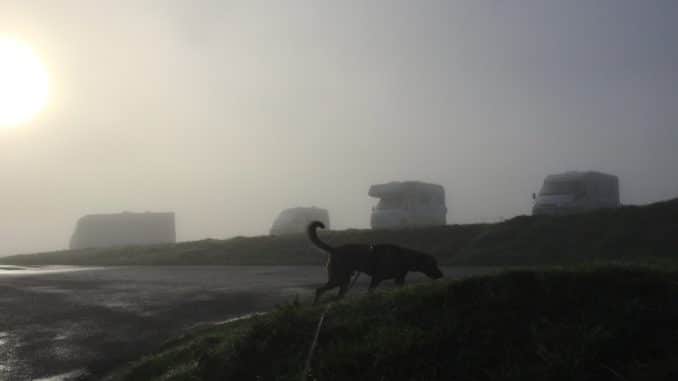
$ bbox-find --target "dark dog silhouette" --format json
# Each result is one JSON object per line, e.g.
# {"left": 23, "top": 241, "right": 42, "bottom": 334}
{"left": 308, "top": 221, "right": 443, "bottom": 304}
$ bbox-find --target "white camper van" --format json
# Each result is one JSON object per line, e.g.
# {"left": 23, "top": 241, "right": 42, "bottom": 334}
{"left": 270, "top": 207, "right": 330, "bottom": 235}
{"left": 532, "top": 171, "right": 620, "bottom": 216}
{"left": 369, "top": 181, "right": 447, "bottom": 229}
{"left": 70, "top": 212, "right": 176, "bottom": 249}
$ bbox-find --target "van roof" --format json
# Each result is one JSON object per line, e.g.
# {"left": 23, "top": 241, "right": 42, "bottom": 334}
{"left": 544, "top": 171, "right": 618, "bottom": 182}
{"left": 368, "top": 181, "right": 445, "bottom": 198}
{"left": 277, "top": 206, "right": 328, "bottom": 217}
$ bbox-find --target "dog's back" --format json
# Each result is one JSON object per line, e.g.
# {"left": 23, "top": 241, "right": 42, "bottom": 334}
{"left": 369, "top": 244, "right": 444, "bottom": 282}
{"left": 332, "top": 244, "right": 373, "bottom": 272}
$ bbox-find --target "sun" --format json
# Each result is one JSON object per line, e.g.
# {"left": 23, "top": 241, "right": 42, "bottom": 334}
{"left": 0, "top": 38, "right": 49, "bottom": 128}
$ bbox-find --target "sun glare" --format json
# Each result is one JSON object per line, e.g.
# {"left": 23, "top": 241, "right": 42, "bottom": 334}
{"left": 0, "top": 38, "right": 49, "bottom": 128}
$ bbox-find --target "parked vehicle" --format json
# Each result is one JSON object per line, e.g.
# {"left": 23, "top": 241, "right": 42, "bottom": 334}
{"left": 270, "top": 207, "right": 330, "bottom": 235}
{"left": 369, "top": 181, "right": 447, "bottom": 229}
{"left": 532, "top": 171, "right": 620, "bottom": 215}
{"left": 70, "top": 212, "right": 176, "bottom": 249}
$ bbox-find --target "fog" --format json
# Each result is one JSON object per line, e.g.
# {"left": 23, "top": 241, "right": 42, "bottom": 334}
{"left": 1, "top": 1, "right": 677, "bottom": 256}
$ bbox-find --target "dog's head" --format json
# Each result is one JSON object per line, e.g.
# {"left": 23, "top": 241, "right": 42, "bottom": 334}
{"left": 417, "top": 254, "right": 444, "bottom": 279}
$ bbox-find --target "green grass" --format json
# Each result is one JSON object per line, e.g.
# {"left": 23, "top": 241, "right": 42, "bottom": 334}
{"left": 2, "top": 197, "right": 677, "bottom": 267}
{"left": 107, "top": 266, "right": 678, "bottom": 381}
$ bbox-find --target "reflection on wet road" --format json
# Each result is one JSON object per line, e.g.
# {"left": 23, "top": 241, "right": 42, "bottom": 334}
{"left": 0, "top": 265, "right": 496, "bottom": 380}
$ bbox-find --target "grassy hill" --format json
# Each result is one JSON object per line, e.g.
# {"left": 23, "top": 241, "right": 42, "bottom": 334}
{"left": 106, "top": 266, "right": 678, "bottom": 381}
{"left": 2, "top": 198, "right": 677, "bottom": 266}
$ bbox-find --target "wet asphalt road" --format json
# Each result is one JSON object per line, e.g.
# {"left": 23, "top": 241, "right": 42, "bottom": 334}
{"left": 0, "top": 265, "right": 496, "bottom": 380}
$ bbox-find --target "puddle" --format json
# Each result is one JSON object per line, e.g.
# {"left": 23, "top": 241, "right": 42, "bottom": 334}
{"left": 193, "top": 294, "right": 214, "bottom": 302}
{"left": 187, "top": 312, "right": 265, "bottom": 330}
{"left": 33, "top": 369, "right": 88, "bottom": 381}
{"left": 26, "top": 286, "right": 71, "bottom": 295}
{"left": 209, "top": 312, "right": 264, "bottom": 326}
{"left": 0, "top": 266, "right": 102, "bottom": 277}
{"left": 101, "top": 300, "right": 134, "bottom": 309}
{"left": 0, "top": 266, "right": 27, "bottom": 271}
{"left": 280, "top": 287, "right": 312, "bottom": 296}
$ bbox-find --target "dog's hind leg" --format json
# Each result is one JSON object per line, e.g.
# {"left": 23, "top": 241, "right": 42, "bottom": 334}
{"left": 336, "top": 281, "right": 350, "bottom": 300}
{"left": 330, "top": 273, "right": 352, "bottom": 301}
{"left": 368, "top": 277, "right": 382, "bottom": 292}
{"left": 395, "top": 272, "right": 408, "bottom": 287}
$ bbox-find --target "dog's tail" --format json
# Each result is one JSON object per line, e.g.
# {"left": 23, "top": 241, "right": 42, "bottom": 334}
{"left": 307, "top": 221, "right": 334, "bottom": 253}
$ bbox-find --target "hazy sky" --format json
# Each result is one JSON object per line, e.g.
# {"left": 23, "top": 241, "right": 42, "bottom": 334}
{"left": 1, "top": 1, "right": 677, "bottom": 256}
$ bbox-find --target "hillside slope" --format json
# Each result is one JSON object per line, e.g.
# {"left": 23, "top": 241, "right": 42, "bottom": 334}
{"left": 2, "top": 198, "right": 677, "bottom": 266}
{"left": 107, "top": 267, "right": 678, "bottom": 381}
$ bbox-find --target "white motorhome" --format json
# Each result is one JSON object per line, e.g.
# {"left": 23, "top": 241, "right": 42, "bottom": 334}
{"left": 270, "top": 207, "right": 330, "bottom": 235}
{"left": 369, "top": 181, "right": 447, "bottom": 229}
{"left": 532, "top": 171, "right": 620, "bottom": 216}
{"left": 70, "top": 212, "right": 176, "bottom": 249}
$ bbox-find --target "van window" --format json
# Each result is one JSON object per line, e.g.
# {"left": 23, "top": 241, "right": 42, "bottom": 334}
{"left": 377, "top": 196, "right": 404, "bottom": 210}
{"left": 540, "top": 181, "right": 585, "bottom": 196}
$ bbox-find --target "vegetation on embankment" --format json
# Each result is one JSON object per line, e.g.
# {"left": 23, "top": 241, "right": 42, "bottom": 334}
{"left": 2, "top": 198, "right": 677, "bottom": 266}
{"left": 107, "top": 266, "right": 678, "bottom": 381}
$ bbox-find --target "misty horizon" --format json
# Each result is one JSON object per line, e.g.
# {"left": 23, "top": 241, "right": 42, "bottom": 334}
{"left": 1, "top": 0, "right": 677, "bottom": 256}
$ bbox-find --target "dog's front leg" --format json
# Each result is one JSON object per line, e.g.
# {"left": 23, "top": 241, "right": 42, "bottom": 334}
{"left": 395, "top": 273, "right": 407, "bottom": 287}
